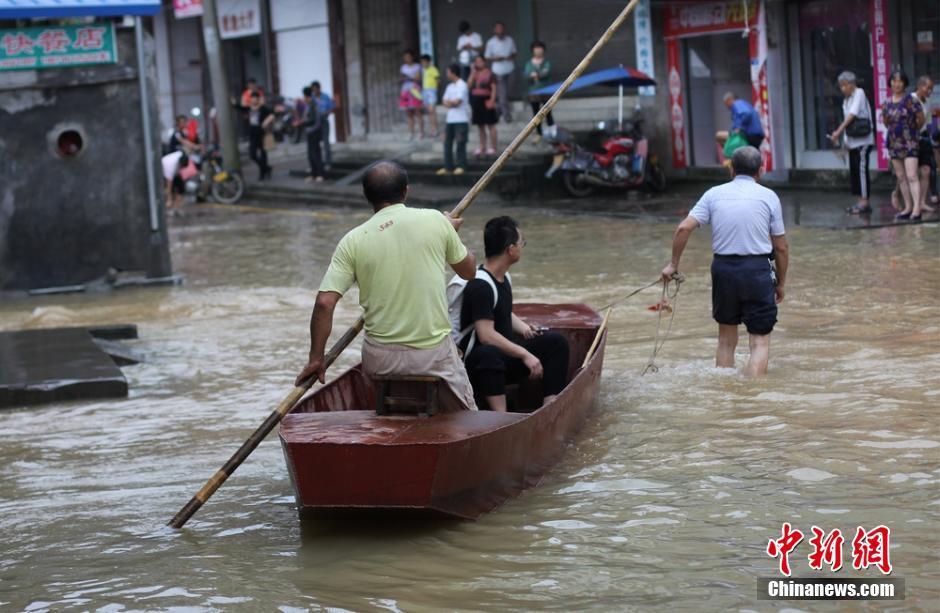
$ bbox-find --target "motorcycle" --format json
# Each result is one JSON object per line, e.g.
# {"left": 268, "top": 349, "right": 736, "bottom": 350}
{"left": 184, "top": 145, "right": 245, "bottom": 204}
{"left": 545, "top": 118, "right": 666, "bottom": 197}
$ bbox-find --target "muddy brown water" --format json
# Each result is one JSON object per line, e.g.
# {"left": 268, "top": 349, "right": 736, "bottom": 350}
{"left": 0, "top": 200, "right": 937, "bottom": 611}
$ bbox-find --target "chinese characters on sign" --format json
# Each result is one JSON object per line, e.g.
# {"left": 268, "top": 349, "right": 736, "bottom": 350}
{"left": 870, "top": 0, "right": 891, "bottom": 171}
{"left": 767, "top": 524, "right": 892, "bottom": 577}
{"left": 634, "top": 0, "right": 655, "bottom": 96}
{"left": 0, "top": 24, "right": 117, "bottom": 71}
{"left": 174, "top": 0, "right": 204, "bottom": 20}
{"left": 217, "top": 0, "right": 261, "bottom": 40}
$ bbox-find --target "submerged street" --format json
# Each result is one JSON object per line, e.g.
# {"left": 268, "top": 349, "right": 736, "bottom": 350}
{"left": 0, "top": 194, "right": 937, "bottom": 610}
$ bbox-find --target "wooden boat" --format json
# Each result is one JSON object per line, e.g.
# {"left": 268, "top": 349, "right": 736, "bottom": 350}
{"left": 278, "top": 303, "right": 606, "bottom": 519}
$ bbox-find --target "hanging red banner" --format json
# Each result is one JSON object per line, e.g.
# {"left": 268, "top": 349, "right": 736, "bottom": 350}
{"left": 870, "top": 0, "right": 890, "bottom": 170}
{"left": 749, "top": 0, "right": 773, "bottom": 171}
{"left": 667, "top": 38, "right": 687, "bottom": 169}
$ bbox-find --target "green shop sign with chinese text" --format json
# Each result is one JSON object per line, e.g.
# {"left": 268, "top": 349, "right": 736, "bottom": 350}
{"left": 0, "top": 23, "right": 117, "bottom": 71}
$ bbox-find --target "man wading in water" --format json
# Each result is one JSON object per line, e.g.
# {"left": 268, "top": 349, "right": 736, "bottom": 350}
{"left": 661, "top": 146, "right": 789, "bottom": 377}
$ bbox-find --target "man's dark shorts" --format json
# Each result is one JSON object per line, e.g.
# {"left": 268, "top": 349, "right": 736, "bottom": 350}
{"left": 711, "top": 255, "right": 777, "bottom": 335}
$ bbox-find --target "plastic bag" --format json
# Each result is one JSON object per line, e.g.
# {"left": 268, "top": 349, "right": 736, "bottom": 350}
{"left": 723, "top": 132, "right": 748, "bottom": 159}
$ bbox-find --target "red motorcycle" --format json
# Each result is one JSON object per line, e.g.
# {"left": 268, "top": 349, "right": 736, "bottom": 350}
{"left": 546, "top": 118, "right": 666, "bottom": 197}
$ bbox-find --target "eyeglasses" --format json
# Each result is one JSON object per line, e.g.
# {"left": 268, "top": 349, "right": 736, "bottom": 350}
{"left": 515, "top": 237, "right": 527, "bottom": 248}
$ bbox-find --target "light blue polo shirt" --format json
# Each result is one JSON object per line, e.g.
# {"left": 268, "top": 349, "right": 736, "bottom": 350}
{"left": 688, "top": 175, "right": 785, "bottom": 256}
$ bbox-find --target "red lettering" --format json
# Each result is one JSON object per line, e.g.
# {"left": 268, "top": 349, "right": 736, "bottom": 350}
{"left": 36, "top": 29, "right": 70, "bottom": 54}
{"left": 852, "top": 525, "right": 892, "bottom": 575}
{"left": 767, "top": 522, "right": 804, "bottom": 576}
{"left": 807, "top": 526, "right": 844, "bottom": 572}
{"left": 73, "top": 27, "right": 105, "bottom": 50}
{"left": 2, "top": 33, "right": 36, "bottom": 56}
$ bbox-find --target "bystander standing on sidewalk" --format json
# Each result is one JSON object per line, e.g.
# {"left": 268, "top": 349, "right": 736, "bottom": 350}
{"left": 456, "top": 21, "right": 483, "bottom": 81}
{"left": 661, "top": 147, "right": 788, "bottom": 378}
{"left": 883, "top": 70, "right": 925, "bottom": 221}
{"left": 420, "top": 54, "right": 441, "bottom": 139}
{"left": 302, "top": 86, "right": 325, "bottom": 183}
{"left": 485, "top": 21, "right": 517, "bottom": 123}
{"left": 437, "top": 64, "right": 470, "bottom": 176}
{"left": 468, "top": 56, "right": 498, "bottom": 157}
{"left": 310, "top": 81, "right": 336, "bottom": 171}
{"left": 523, "top": 40, "right": 555, "bottom": 143}
{"left": 828, "top": 71, "right": 874, "bottom": 215}
{"left": 913, "top": 75, "right": 936, "bottom": 213}
{"left": 399, "top": 50, "right": 424, "bottom": 140}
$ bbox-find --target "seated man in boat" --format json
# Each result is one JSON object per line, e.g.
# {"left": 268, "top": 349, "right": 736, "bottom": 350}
{"left": 295, "top": 160, "right": 479, "bottom": 410}
{"left": 459, "top": 216, "right": 569, "bottom": 411}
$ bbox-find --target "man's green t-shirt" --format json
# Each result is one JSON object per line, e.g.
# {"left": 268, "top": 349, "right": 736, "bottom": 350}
{"left": 319, "top": 204, "right": 468, "bottom": 348}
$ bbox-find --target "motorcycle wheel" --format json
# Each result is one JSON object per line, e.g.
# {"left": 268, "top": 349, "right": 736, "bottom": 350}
{"left": 561, "top": 171, "right": 595, "bottom": 198}
{"left": 211, "top": 172, "right": 245, "bottom": 204}
{"left": 644, "top": 162, "right": 667, "bottom": 193}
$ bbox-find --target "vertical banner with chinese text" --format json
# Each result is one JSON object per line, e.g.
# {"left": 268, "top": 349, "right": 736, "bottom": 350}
{"left": 748, "top": 0, "right": 773, "bottom": 171}
{"left": 667, "top": 38, "right": 687, "bottom": 169}
{"left": 871, "top": 0, "right": 890, "bottom": 170}
{"left": 634, "top": 0, "right": 655, "bottom": 96}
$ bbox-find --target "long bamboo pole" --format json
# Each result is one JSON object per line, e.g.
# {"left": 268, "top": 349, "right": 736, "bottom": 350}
{"left": 168, "top": 0, "right": 642, "bottom": 529}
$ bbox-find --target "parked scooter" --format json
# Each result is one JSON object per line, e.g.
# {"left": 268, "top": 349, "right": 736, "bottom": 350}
{"left": 184, "top": 145, "right": 245, "bottom": 204}
{"left": 545, "top": 116, "right": 666, "bottom": 197}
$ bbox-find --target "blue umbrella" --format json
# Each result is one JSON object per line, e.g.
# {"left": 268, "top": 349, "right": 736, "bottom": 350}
{"left": 531, "top": 65, "right": 656, "bottom": 130}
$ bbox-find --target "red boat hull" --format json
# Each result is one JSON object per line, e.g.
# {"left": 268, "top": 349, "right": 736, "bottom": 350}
{"left": 278, "top": 303, "right": 605, "bottom": 519}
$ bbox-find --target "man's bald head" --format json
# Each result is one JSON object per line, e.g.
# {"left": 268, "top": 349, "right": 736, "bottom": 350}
{"left": 362, "top": 160, "right": 409, "bottom": 207}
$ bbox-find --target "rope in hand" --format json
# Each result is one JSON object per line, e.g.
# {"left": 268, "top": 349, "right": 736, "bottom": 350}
{"left": 598, "top": 279, "right": 662, "bottom": 311}
{"left": 642, "top": 272, "right": 685, "bottom": 375}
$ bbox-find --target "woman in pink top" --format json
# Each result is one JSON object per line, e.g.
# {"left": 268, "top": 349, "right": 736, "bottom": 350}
{"left": 399, "top": 50, "right": 424, "bottom": 140}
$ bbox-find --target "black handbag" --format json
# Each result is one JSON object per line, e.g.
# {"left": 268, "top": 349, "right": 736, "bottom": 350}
{"left": 846, "top": 117, "right": 872, "bottom": 137}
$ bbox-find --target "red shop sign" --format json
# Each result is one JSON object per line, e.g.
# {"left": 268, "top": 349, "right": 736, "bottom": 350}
{"left": 664, "top": 0, "right": 758, "bottom": 38}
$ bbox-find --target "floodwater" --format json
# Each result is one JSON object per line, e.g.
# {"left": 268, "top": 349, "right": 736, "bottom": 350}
{"left": 0, "top": 197, "right": 937, "bottom": 611}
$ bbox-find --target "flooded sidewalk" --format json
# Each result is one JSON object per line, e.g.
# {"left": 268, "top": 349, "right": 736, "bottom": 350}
{"left": 0, "top": 198, "right": 937, "bottom": 611}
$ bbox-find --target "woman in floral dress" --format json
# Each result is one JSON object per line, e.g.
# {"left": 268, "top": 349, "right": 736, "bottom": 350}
{"left": 883, "top": 71, "right": 925, "bottom": 220}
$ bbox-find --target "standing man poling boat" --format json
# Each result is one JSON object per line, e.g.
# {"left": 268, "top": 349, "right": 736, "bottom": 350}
{"left": 458, "top": 216, "right": 570, "bottom": 411}
{"left": 660, "top": 147, "right": 789, "bottom": 377}
{"left": 295, "top": 161, "right": 479, "bottom": 410}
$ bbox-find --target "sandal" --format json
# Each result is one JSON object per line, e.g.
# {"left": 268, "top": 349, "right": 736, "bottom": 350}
{"left": 910, "top": 214, "right": 922, "bottom": 222}
{"left": 847, "top": 204, "right": 872, "bottom": 215}
{"left": 895, "top": 212, "right": 911, "bottom": 220}
{"left": 485, "top": 147, "right": 497, "bottom": 157}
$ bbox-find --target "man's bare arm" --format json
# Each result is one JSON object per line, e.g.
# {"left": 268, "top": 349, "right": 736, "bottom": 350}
{"left": 474, "top": 319, "right": 543, "bottom": 379}
{"left": 451, "top": 253, "right": 476, "bottom": 280}
{"left": 295, "top": 291, "right": 342, "bottom": 385}
{"left": 771, "top": 234, "right": 789, "bottom": 304}
{"left": 662, "top": 216, "right": 700, "bottom": 282}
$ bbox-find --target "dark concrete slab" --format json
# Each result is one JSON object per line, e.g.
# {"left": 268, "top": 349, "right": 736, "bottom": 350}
{"left": 0, "top": 328, "right": 128, "bottom": 409}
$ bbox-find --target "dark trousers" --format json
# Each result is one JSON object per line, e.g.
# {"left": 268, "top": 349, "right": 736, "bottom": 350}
{"left": 306, "top": 130, "right": 324, "bottom": 178}
{"left": 248, "top": 132, "right": 269, "bottom": 177}
{"left": 444, "top": 122, "right": 468, "bottom": 170}
{"left": 465, "top": 331, "right": 570, "bottom": 402}
{"left": 530, "top": 101, "right": 555, "bottom": 135}
{"left": 849, "top": 145, "right": 872, "bottom": 198}
{"left": 320, "top": 117, "right": 331, "bottom": 167}
{"left": 459, "top": 64, "right": 472, "bottom": 81}
{"left": 745, "top": 133, "right": 764, "bottom": 148}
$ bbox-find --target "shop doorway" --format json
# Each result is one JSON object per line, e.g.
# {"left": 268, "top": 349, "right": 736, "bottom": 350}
{"left": 684, "top": 33, "right": 752, "bottom": 167}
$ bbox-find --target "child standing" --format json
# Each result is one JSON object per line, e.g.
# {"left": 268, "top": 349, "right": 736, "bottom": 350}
{"left": 420, "top": 54, "right": 441, "bottom": 138}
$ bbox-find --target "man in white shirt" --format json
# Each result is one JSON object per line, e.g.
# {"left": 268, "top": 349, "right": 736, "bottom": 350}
{"left": 438, "top": 64, "right": 471, "bottom": 176}
{"left": 456, "top": 21, "right": 483, "bottom": 81}
{"left": 484, "top": 21, "right": 517, "bottom": 123}
{"left": 661, "top": 147, "right": 789, "bottom": 377}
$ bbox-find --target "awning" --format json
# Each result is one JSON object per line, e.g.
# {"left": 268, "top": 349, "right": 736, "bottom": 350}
{"left": 0, "top": 0, "right": 161, "bottom": 18}
{"left": 532, "top": 65, "right": 656, "bottom": 97}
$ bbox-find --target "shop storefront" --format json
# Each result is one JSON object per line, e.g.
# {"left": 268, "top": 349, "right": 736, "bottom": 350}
{"left": 663, "top": 0, "right": 777, "bottom": 171}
